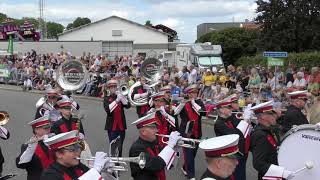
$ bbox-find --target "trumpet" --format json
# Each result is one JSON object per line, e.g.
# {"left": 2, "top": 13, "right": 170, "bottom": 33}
{"left": 0, "top": 111, "right": 9, "bottom": 126}
{"left": 76, "top": 152, "right": 146, "bottom": 171}
{"left": 25, "top": 133, "right": 55, "bottom": 144}
{"left": 156, "top": 134, "right": 202, "bottom": 149}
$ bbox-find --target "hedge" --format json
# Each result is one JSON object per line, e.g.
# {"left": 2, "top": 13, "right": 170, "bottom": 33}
{"left": 235, "top": 51, "right": 320, "bottom": 70}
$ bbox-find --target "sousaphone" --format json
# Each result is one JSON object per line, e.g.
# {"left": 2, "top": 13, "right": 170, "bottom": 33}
{"left": 56, "top": 59, "right": 89, "bottom": 91}
{"left": 128, "top": 57, "right": 163, "bottom": 106}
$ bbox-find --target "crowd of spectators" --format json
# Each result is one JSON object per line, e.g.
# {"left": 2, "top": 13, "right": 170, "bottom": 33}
{"left": 1, "top": 50, "right": 319, "bottom": 103}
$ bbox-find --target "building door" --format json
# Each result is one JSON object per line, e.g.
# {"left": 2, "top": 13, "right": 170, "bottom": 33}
{"left": 102, "top": 41, "right": 133, "bottom": 60}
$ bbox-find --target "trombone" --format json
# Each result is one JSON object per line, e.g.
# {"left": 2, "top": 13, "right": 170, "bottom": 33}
{"left": 156, "top": 134, "right": 202, "bottom": 149}
{"left": 76, "top": 152, "right": 146, "bottom": 171}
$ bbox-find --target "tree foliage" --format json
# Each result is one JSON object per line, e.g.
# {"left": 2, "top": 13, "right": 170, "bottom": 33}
{"left": 255, "top": 0, "right": 320, "bottom": 52}
{"left": 197, "top": 27, "right": 259, "bottom": 65}
{"left": 236, "top": 51, "right": 320, "bottom": 70}
{"left": 47, "top": 22, "right": 64, "bottom": 39}
{"left": 145, "top": 20, "right": 153, "bottom": 27}
{"left": 66, "top": 17, "right": 91, "bottom": 30}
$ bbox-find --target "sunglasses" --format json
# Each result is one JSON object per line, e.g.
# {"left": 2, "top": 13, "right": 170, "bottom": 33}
{"left": 60, "top": 106, "right": 72, "bottom": 110}
{"left": 48, "top": 96, "right": 58, "bottom": 99}
{"left": 40, "top": 124, "right": 51, "bottom": 129}
{"left": 62, "top": 143, "right": 81, "bottom": 152}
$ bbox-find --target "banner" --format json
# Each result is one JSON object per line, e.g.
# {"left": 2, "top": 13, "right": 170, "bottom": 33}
{"left": 267, "top": 57, "right": 284, "bottom": 66}
{"left": 0, "top": 64, "right": 9, "bottom": 78}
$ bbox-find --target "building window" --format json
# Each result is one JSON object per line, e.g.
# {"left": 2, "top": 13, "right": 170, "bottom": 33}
{"left": 112, "top": 30, "right": 122, "bottom": 36}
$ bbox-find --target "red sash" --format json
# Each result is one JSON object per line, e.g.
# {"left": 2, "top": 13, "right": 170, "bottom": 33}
{"left": 138, "top": 88, "right": 150, "bottom": 115}
{"left": 225, "top": 121, "right": 234, "bottom": 129}
{"left": 34, "top": 144, "right": 54, "bottom": 169}
{"left": 156, "top": 113, "right": 169, "bottom": 147}
{"left": 60, "top": 121, "right": 77, "bottom": 133}
{"left": 245, "top": 135, "right": 251, "bottom": 156}
{"left": 267, "top": 134, "right": 277, "bottom": 150}
{"left": 63, "top": 168, "right": 85, "bottom": 180}
{"left": 184, "top": 102, "right": 199, "bottom": 138}
{"left": 110, "top": 98, "right": 124, "bottom": 131}
{"left": 146, "top": 146, "right": 166, "bottom": 180}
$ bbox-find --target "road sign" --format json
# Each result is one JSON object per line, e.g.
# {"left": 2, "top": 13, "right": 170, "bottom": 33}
{"left": 263, "top": 51, "right": 288, "bottom": 58}
{"left": 267, "top": 57, "right": 284, "bottom": 66}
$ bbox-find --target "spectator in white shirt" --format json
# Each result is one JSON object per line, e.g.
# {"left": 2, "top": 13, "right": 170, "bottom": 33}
{"left": 293, "top": 71, "right": 306, "bottom": 89}
{"left": 188, "top": 65, "right": 197, "bottom": 84}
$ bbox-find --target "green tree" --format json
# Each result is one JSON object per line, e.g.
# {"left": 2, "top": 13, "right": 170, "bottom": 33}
{"left": 47, "top": 22, "right": 64, "bottom": 39}
{"left": 66, "top": 17, "right": 91, "bottom": 30}
{"left": 256, "top": 0, "right": 320, "bottom": 52}
{"left": 145, "top": 20, "right": 153, "bottom": 27}
{"left": 0, "top": 13, "right": 7, "bottom": 22}
{"left": 197, "top": 27, "right": 259, "bottom": 65}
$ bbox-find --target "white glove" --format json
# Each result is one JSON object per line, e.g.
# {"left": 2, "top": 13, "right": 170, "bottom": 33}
{"left": 191, "top": 100, "right": 201, "bottom": 112}
{"left": 18, "top": 141, "right": 37, "bottom": 164}
{"left": 243, "top": 107, "right": 253, "bottom": 122}
{"left": 140, "top": 92, "right": 149, "bottom": 98}
{"left": 79, "top": 133, "right": 85, "bottom": 140}
{"left": 120, "top": 95, "right": 128, "bottom": 105}
{"left": 167, "top": 131, "right": 182, "bottom": 149}
{"left": 116, "top": 94, "right": 122, "bottom": 102}
{"left": 160, "top": 106, "right": 168, "bottom": 118}
{"left": 93, "top": 152, "right": 109, "bottom": 173}
{"left": 283, "top": 169, "right": 295, "bottom": 179}
{"left": 315, "top": 122, "right": 320, "bottom": 129}
{"left": 0, "top": 125, "right": 9, "bottom": 139}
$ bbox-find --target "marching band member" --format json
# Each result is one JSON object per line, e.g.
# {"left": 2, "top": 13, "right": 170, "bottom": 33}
{"left": 148, "top": 92, "right": 176, "bottom": 147}
{"left": 16, "top": 115, "right": 54, "bottom": 180}
{"left": 51, "top": 98, "right": 85, "bottom": 136}
{"left": 199, "top": 134, "right": 241, "bottom": 180}
{"left": 282, "top": 90, "right": 309, "bottom": 133}
{"left": 60, "top": 90, "right": 80, "bottom": 111}
{"left": 129, "top": 113, "right": 182, "bottom": 180}
{"left": 0, "top": 124, "right": 9, "bottom": 176}
{"left": 178, "top": 84, "right": 206, "bottom": 180}
{"left": 131, "top": 76, "right": 151, "bottom": 118}
{"left": 103, "top": 79, "right": 131, "bottom": 156}
{"left": 41, "top": 130, "right": 111, "bottom": 180}
{"left": 160, "top": 85, "right": 179, "bottom": 130}
{"left": 214, "top": 98, "right": 251, "bottom": 180}
{"left": 35, "top": 89, "right": 59, "bottom": 119}
{"left": 250, "top": 101, "right": 295, "bottom": 180}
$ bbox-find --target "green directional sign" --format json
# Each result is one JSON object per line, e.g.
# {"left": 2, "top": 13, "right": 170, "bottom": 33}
{"left": 267, "top": 57, "right": 284, "bottom": 66}
{"left": 7, "top": 35, "right": 13, "bottom": 55}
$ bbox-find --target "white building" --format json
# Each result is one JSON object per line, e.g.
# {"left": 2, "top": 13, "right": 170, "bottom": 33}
{"left": 58, "top": 16, "right": 172, "bottom": 59}
{"left": 0, "top": 16, "right": 177, "bottom": 58}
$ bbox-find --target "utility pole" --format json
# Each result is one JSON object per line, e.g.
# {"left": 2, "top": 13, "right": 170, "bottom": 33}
{"left": 39, "top": 0, "right": 46, "bottom": 40}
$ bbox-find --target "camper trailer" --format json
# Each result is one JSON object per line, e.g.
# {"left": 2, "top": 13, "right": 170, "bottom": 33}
{"left": 159, "top": 43, "right": 224, "bottom": 71}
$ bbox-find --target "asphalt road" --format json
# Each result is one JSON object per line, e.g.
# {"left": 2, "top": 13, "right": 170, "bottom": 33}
{"left": 0, "top": 89, "right": 257, "bottom": 180}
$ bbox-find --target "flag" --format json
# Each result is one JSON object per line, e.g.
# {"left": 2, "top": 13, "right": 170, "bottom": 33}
{"left": 7, "top": 35, "right": 13, "bottom": 55}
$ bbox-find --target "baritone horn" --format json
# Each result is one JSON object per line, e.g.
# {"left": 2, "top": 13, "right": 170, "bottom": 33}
{"left": 156, "top": 134, "right": 202, "bottom": 149}
{"left": 76, "top": 152, "right": 146, "bottom": 170}
{"left": 0, "top": 111, "right": 9, "bottom": 125}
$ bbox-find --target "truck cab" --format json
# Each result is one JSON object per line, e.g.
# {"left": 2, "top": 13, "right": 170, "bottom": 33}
{"left": 175, "top": 43, "right": 224, "bottom": 71}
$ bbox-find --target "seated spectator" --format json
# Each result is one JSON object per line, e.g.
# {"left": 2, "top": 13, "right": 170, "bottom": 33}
{"left": 35, "top": 77, "right": 45, "bottom": 90}
{"left": 23, "top": 76, "right": 32, "bottom": 91}
{"left": 293, "top": 71, "right": 306, "bottom": 90}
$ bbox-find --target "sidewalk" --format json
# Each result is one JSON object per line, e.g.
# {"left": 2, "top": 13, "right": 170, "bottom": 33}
{"left": 0, "top": 84, "right": 215, "bottom": 126}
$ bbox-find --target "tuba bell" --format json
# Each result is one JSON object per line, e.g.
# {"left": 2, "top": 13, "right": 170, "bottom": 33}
{"left": 0, "top": 111, "right": 9, "bottom": 126}
{"left": 128, "top": 57, "right": 163, "bottom": 106}
{"left": 56, "top": 59, "right": 89, "bottom": 91}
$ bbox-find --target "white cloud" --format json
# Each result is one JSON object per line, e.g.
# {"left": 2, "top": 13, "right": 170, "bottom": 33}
{"left": 0, "top": 0, "right": 257, "bottom": 43}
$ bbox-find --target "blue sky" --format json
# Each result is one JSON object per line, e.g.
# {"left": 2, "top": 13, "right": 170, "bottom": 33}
{"left": 0, "top": 0, "right": 257, "bottom": 42}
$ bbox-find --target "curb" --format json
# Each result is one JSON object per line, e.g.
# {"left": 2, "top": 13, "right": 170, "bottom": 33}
{"left": 0, "top": 85, "right": 102, "bottom": 102}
